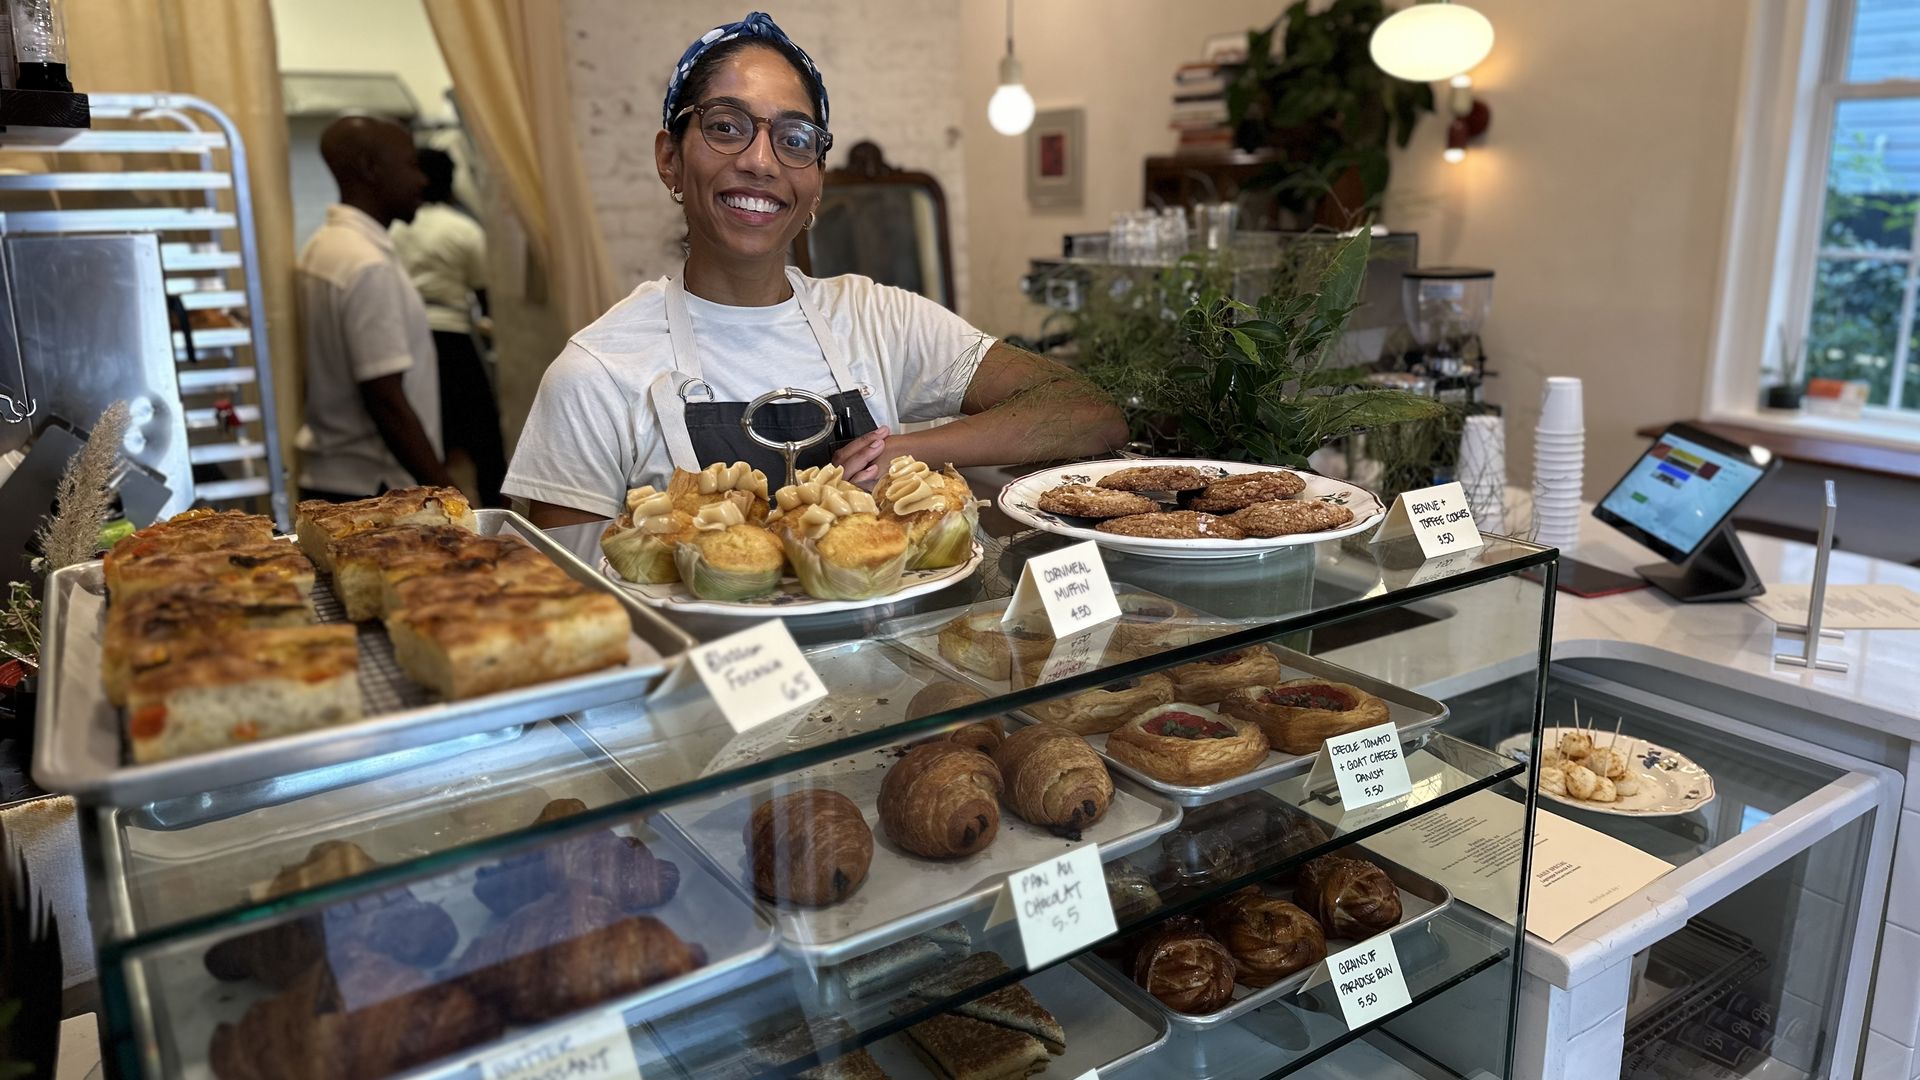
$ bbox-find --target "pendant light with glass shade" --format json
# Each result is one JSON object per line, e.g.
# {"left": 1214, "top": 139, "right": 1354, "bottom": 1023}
{"left": 1368, "top": 0, "right": 1494, "bottom": 82}
{"left": 987, "top": 0, "right": 1035, "bottom": 136}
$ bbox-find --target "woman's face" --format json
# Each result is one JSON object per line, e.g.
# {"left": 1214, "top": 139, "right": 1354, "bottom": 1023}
{"left": 657, "top": 46, "right": 824, "bottom": 269}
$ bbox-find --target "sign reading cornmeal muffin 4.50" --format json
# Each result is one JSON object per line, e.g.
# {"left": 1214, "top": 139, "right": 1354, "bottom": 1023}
{"left": 1005, "top": 540, "right": 1122, "bottom": 638}
{"left": 688, "top": 621, "right": 826, "bottom": 734}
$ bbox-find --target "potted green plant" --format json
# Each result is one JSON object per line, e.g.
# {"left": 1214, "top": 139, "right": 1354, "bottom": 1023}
{"left": 1225, "top": 0, "right": 1435, "bottom": 228}
{"left": 1765, "top": 326, "right": 1807, "bottom": 411}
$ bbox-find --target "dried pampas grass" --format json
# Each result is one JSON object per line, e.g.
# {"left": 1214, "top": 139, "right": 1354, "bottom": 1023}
{"left": 34, "top": 400, "right": 129, "bottom": 572}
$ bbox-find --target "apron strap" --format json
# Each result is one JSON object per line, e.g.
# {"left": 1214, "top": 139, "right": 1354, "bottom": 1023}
{"left": 649, "top": 372, "right": 705, "bottom": 473}
{"left": 785, "top": 266, "right": 863, "bottom": 397}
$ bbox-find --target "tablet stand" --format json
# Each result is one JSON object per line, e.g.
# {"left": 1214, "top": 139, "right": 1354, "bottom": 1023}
{"left": 1635, "top": 521, "right": 1765, "bottom": 603}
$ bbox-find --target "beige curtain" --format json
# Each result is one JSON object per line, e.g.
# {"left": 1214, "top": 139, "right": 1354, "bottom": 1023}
{"left": 424, "top": 0, "right": 620, "bottom": 338}
{"left": 65, "top": 0, "right": 302, "bottom": 483}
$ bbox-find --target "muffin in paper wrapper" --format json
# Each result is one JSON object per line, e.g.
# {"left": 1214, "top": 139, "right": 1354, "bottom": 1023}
{"left": 600, "top": 486, "right": 691, "bottom": 584}
{"left": 875, "top": 457, "right": 977, "bottom": 570}
{"left": 769, "top": 479, "right": 909, "bottom": 600}
{"left": 671, "top": 501, "right": 785, "bottom": 601}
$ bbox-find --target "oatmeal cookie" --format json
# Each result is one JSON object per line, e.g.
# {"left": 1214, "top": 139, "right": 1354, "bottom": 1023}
{"left": 1096, "top": 465, "right": 1210, "bottom": 493}
{"left": 1037, "top": 484, "right": 1160, "bottom": 519}
{"left": 1188, "top": 471, "right": 1308, "bottom": 513}
{"left": 1096, "top": 511, "right": 1246, "bottom": 540}
{"left": 1226, "top": 500, "right": 1355, "bottom": 538}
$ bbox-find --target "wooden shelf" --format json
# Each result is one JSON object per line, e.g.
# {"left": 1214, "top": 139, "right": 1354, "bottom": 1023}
{"left": 1636, "top": 418, "right": 1920, "bottom": 481}
{"left": 0, "top": 88, "right": 91, "bottom": 133}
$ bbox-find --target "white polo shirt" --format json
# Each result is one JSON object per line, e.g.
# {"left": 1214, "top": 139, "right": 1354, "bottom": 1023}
{"left": 391, "top": 202, "right": 486, "bottom": 335}
{"left": 295, "top": 204, "right": 443, "bottom": 495}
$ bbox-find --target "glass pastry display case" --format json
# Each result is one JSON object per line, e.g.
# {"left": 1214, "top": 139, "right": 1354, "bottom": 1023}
{"left": 78, "top": 504, "right": 1555, "bottom": 1080}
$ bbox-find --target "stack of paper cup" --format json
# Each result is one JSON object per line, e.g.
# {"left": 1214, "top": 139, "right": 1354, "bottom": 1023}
{"left": 1457, "top": 414, "right": 1507, "bottom": 534}
{"left": 1532, "top": 376, "right": 1584, "bottom": 548}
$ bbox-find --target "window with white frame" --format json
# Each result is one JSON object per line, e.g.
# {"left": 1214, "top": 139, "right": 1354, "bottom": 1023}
{"left": 1800, "top": 0, "right": 1920, "bottom": 412}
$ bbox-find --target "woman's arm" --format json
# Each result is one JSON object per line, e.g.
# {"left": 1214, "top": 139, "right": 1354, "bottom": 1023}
{"left": 833, "top": 341, "right": 1127, "bottom": 484}
{"left": 528, "top": 501, "right": 608, "bottom": 530}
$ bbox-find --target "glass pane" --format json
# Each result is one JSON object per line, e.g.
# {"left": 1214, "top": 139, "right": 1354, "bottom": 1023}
{"left": 1820, "top": 99, "right": 1920, "bottom": 252}
{"left": 1905, "top": 315, "right": 1920, "bottom": 410}
{"left": 1845, "top": 0, "right": 1920, "bottom": 82}
{"left": 1805, "top": 255, "right": 1905, "bottom": 405}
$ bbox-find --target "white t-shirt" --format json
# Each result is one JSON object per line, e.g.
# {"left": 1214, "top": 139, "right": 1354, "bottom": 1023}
{"left": 391, "top": 202, "right": 486, "bottom": 335}
{"left": 294, "top": 204, "right": 443, "bottom": 495}
{"left": 503, "top": 273, "right": 991, "bottom": 518}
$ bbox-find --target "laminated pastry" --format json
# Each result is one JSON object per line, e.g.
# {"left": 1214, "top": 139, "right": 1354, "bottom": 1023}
{"left": 101, "top": 577, "right": 315, "bottom": 706}
{"left": 832, "top": 921, "right": 971, "bottom": 999}
{"left": 923, "top": 717, "right": 1004, "bottom": 756}
{"left": 203, "top": 841, "right": 457, "bottom": 988}
{"left": 936, "top": 610, "right": 1054, "bottom": 681}
{"left": 745, "top": 789, "right": 874, "bottom": 906}
{"left": 991, "top": 723, "right": 1113, "bottom": 838}
{"left": 1025, "top": 671, "right": 1174, "bottom": 734}
{"left": 1104, "top": 858, "right": 1162, "bottom": 922}
{"left": 902, "top": 952, "right": 1066, "bottom": 1055}
{"left": 904, "top": 1012, "right": 1051, "bottom": 1080}
{"left": 1095, "top": 510, "right": 1245, "bottom": 540}
{"left": 1096, "top": 465, "right": 1210, "bottom": 493}
{"left": 102, "top": 508, "right": 277, "bottom": 593}
{"left": 472, "top": 799, "right": 680, "bottom": 917}
{"left": 293, "top": 486, "right": 476, "bottom": 572}
{"left": 1167, "top": 646, "right": 1285, "bottom": 704}
{"left": 207, "top": 949, "right": 500, "bottom": 1080}
{"left": 1108, "top": 593, "right": 1220, "bottom": 652}
{"left": 748, "top": 1016, "right": 891, "bottom": 1080}
{"left": 331, "top": 526, "right": 551, "bottom": 622}
{"left": 1105, "top": 704, "right": 1270, "bottom": 786}
{"left": 906, "top": 681, "right": 989, "bottom": 721}
{"left": 1186, "top": 470, "right": 1308, "bottom": 513}
{"left": 669, "top": 460, "right": 771, "bottom": 523}
{"left": 1225, "top": 499, "right": 1355, "bottom": 538}
{"left": 876, "top": 456, "right": 978, "bottom": 570}
{"left": 1131, "top": 915, "right": 1237, "bottom": 1014}
{"left": 458, "top": 889, "right": 705, "bottom": 1024}
{"left": 1204, "top": 888, "right": 1327, "bottom": 988}
{"left": 1157, "top": 792, "right": 1296, "bottom": 888}
{"left": 1297, "top": 855, "right": 1403, "bottom": 939}
{"left": 104, "top": 541, "right": 315, "bottom": 604}
{"left": 601, "top": 485, "right": 697, "bottom": 584}
{"left": 385, "top": 588, "right": 627, "bottom": 699}
{"left": 878, "top": 743, "right": 1002, "bottom": 859}
{"left": 768, "top": 477, "right": 909, "bottom": 600}
{"left": 1220, "top": 678, "right": 1392, "bottom": 755}
{"left": 671, "top": 501, "right": 786, "bottom": 601}
{"left": 1034, "top": 483, "right": 1158, "bottom": 520}
{"left": 125, "top": 624, "right": 360, "bottom": 763}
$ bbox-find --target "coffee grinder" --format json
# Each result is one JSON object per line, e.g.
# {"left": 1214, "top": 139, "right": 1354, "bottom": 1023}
{"left": 1398, "top": 267, "right": 1494, "bottom": 403}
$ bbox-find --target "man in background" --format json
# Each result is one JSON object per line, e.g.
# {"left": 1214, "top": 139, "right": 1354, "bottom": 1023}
{"left": 392, "top": 148, "right": 506, "bottom": 507}
{"left": 294, "top": 115, "right": 453, "bottom": 501}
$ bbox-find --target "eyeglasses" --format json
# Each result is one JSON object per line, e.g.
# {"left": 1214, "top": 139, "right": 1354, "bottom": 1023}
{"left": 674, "top": 102, "right": 832, "bottom": 169}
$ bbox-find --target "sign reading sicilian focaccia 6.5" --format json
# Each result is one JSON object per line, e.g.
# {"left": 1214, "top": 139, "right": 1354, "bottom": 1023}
{"left": 1370, "top": 481, "right": 1484, "bottom": 559}
{"left": 1004, "top": 540, "right": 1122, "bottom": 638}
{"left": 689, "top": 620, "right": 826, "bottom": 734}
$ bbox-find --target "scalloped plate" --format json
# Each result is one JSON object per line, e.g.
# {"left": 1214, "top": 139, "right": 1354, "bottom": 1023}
{"left": 599, "top": 542, "right": 983, "bottom": 616}
{"left": 1498, "top": 727, "right": 1718, "bottom": 817}
{"left": 997, "top": 458, "right": 1386, "bottom": 560}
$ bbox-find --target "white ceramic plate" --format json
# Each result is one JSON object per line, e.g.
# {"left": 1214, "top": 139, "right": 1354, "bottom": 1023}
{"left": 997, "top": 458, "right": 1386, "bottom": 560}
{"left": 600, "top": 542, "right": 983, "bottom": 616}
{"left": 1498, "top": 727, "right": 1717, "bottom": 817}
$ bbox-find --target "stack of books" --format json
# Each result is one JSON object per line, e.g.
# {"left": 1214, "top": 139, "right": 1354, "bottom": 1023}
{"left": 1171, "top": 61, "right": 1232, "bottom": 151}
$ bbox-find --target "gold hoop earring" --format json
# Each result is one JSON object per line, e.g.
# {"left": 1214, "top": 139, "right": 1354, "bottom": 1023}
{"left": 803, "top": 210, "right": 817, "bottom": 230}
{"left": 670, "top": 187, "right": 684, "bottom": 204}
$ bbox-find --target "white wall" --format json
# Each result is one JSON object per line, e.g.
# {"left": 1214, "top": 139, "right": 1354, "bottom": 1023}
{"left": 269, "top": 0, "right": 455, "bottom": 122}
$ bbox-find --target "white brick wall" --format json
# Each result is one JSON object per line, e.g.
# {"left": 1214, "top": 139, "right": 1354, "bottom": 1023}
{"left": 562, "top": 0, "right": 970, "bottom": 312}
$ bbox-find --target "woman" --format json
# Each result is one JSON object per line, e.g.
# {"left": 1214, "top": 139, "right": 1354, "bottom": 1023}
{"left": 502, "top": 12, "right": 1126, "bottom": 528}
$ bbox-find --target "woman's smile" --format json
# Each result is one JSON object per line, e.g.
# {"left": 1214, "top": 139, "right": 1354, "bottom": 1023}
{"left": 716, "top": 187, "right": 789, "bottom": 226}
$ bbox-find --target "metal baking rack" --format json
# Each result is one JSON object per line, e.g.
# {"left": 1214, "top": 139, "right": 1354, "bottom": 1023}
{"left": 1622, "top": 918, "right": 1770, "bottom": 1059}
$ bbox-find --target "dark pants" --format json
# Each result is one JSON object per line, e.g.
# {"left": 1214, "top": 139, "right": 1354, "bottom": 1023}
{"left": 434, "top": 329, "right": 508, "bottom": 508}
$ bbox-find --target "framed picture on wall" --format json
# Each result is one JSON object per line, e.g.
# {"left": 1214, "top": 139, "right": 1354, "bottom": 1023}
{"left": 1026, "top": 107, "right": 1084, "bottom": 210}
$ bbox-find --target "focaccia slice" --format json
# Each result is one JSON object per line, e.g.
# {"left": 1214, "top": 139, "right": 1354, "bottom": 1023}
{"left": 383, "top": 550, "right": 582, "bottom": 614}
{"left": 103, "top": 509, "right": 276, "bottom": 594}
{"left": 386, "top": 591, "right": 628, "bottom": 700}
{"left": 106, "top": 541, "right": 315, "bottom": 605}
{"left": 330, "top": 526, "right": 542, "bottom": 621}
{"left": 126, "top": 623, "right": 361, "bottom": 763}
{"left": 101, "top": 578, "right": 314, "bottom": 706}
{"left": 293, "top": 486, "right": 476, "bottom": 572}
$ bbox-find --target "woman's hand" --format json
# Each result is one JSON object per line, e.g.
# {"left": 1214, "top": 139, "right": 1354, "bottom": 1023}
{"left": 832, "top": 426, "right": 896, "bottom": 487}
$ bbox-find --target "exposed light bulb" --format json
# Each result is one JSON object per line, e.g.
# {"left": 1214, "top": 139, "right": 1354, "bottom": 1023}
{"left": 1443, "top": 147, "right": 1466, "bottom": 164}
{"left": 1371, "top": 2, "right": 1495, "bottom": 82}
{"left": 988, "top": 54, "right": 1034, "bottom": 136}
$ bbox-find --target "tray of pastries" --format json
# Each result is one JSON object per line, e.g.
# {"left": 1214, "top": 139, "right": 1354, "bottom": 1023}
{"left": 1075, "top": 842, "right": 1452, "bottom": 1029}
{"left": 598, "top": 459, "right": 983, "bottom": 615}
{"left": 35, "top": 492, "right": 695, "bottom": 806}
{"left": 882, "top": 595, "right": 1450, "bottom": 807}
{"left": 997, "top": 458, "right": 1386, "bottom": 560}
{"left": 122, "top": 784, "right": 774, "bottom": 1080}
{"left": 647, "top": 948, "right": 1168, "bottom": 1080}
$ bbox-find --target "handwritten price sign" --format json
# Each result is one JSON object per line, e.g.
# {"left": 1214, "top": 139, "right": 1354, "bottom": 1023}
{"left": 1325, "top": 934, "right": 1411, "bottom": 1028}
{"left": 689, "top": 621, "right": 826, "bottom": 734}
{"left": 1309, "top": 721, "right": 1413, "bottom": 812}
{"left": 1004, "top": 540, "right": 1121, "bottom": 638}
{"left": 1370, "top": 481, "right": 1485, "bottom": 559}
{"left": 1006, "top": 842, "right": 1117, "bottom": 969}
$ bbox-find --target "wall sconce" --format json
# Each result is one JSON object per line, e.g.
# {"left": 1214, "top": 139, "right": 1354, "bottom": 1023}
{"left": 1445, "top": 74, "right": 1491, "bottom": 164}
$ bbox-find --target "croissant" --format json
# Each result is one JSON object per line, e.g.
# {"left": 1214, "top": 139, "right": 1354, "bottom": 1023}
{"left": 1298, "top": 855, "right": 1402, "bottom": 939}
{"left": 992, "top": 723, "right": 1113, "bottom": 838}
{"left": 879, "top": 743, "right": 1002, "bottom": 858}
{"left": 1131, "top": 915, "right": 1237, "bottom": 1014}
{"left": 745, "top": 789, "right": 874, "bottom": 906}
{"left": 1205, "top": 888, "right": 1327, "bottom": 988}
{"left": 472, "top": 798, "right": 680, "bottom": 917}
{"left": 458, "top": 889, "right": 706, "bottom": 1024}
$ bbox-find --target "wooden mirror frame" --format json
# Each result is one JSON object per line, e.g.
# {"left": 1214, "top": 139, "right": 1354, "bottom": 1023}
{"left": 792, "top": 140, "right": 957, "bottom": 311}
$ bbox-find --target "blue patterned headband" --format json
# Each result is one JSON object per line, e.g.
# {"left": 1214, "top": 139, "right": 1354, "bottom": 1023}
{"left": 662, "top": 12, "right": 829, "bottom": 131}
